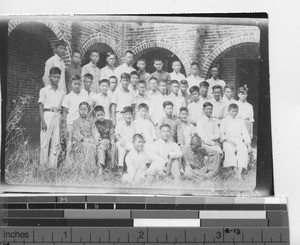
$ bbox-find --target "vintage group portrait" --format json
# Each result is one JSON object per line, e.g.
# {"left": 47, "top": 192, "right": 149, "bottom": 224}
{"left": 1, "top": 15, "right": 269, "bottom": 194}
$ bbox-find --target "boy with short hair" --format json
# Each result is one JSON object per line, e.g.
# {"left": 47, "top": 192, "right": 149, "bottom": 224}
{"left": 206, "top": 65, "right": 226, "bottom": 97}
{"left": 159, "top": 101, "right": 179, "bottom": 142}
{"left": 146, "top": 124, "right": 183, "bottom": 182}
{"left": 186, "top": 62, "right": 204, "bottom": 88}
{"left": 199, "top": 81, "right": 212, "bottom": 102}
{"left": 94, "top": 105, "right": 116, "bottom": 175}
{"left": 82, "top": 73, "right": 96, "bottom": 105}
{"left": 115, "top": 50, "right": 136, "bottom": 80}
{"left": 177, "top": 107, "right": 196, "bottom": 148}
{"left": 149, "top": 80, "right": 168, "bottom": 127}
{"left": 134, "top": 103, "right": 157, "bottom": 144}
{"left": 196, "top": 102, "right": 223, "bottom": 177}
{"left": 136, "top": 59, "right": 150, "bottom": 82}
{"left": 62, "top": 74, "right": 89, "bottom": 163}
{"left": 122, "top": 134, "right": 151, "bottom": 185}
{"left": 111, "top": 73, "right": 136, "bottom": 124}
{"left": 135, "top": 80, "right": 150, "bottom": 116}
{"left": 167, "top": 80, "right": 186, "bottom": 117}
{"left": 92, "top": 79, "right": 112, "bottom": 120}
{"left": 179, "top": 79, "right": 191, "bottom": 105}
{"left": 220, "top": 103, "right": 251, "bottom": 179}
{"left": 129, "top": 71, "right": 139, "bottom": 95}
{"left": 170, "top": 60, "right": 185, "bottom": 82}
{"left": 187, "top": 86, "right": 203, "bottom": 125}
{"left": 65, "top": 50, "right": 82, "bottom": 93}
{"left": 43, "top": 40, "right": 67, "bottom": 92}
{"left": 108, "top": 75, "right": 118, "bottom": 95}
{"left": 149, "top": 58, "right": 171, "bottom": 86}
{"left": 236, "top": 86, "right": 254, "bottom": 138}
{"left": 72, "top": 102, "right": 97, "bottom": 173}
{"left": 100, "top": 52, "right": 117, "bottom": 80}
{"left": 115, "top": 106, "right": 136, "bottom": 170}
{"left": 39, "top": 67, "right": 65, "bottom": 168}
{"left": 146, "top": 77, "right": 160, "bottom": 101}
{"left": 223, "top": 85, "right": 237, "bottom": 105}
{"left": 209, "top": 85, "right": 226, "bottom": 125}
{"left": 81, "top": 50, "right": 101, "bottom": 93}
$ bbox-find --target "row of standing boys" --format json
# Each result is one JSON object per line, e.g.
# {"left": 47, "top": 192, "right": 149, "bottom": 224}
{"left": 39, "top": 40, "right": 254, "bottom": 184}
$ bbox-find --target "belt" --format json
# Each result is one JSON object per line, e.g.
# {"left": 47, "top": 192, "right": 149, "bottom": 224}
{"left": 43, "top": 108, "right": 61, "bottom": 112}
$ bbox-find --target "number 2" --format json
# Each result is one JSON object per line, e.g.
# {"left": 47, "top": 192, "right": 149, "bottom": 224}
{"left": 138, "top": 231, "right": 144, "bottom": 239}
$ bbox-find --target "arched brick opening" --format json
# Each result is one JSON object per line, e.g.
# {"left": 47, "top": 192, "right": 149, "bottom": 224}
{"left": 8, "top": 20, "right": 72, "bottom": 65}
{"left": 202, "top": 35, "right": 260, "bottom": 77}
{"left": 131, "top": 40, "right": 192, "bottom": 75}
{"left": 7, "top": 21, "right": 59, "bottom": 141}
{"left": 80, "top": 33, "right": 122, "bottom": 64}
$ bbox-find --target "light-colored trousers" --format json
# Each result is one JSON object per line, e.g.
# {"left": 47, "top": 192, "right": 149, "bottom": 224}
{"left": 40, "top": 112, "right": 61, "bottom": 168}
{"left": 223, "top": 141, "right": 248, "bottom": 169}
{"left": 116, "top": 141, "right": 133, "bottom": 167}
{"left": 146, "top": 157, "right": 181, "bottom": 180}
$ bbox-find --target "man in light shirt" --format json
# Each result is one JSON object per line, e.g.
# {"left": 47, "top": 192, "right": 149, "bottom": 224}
{"left": 187, "top": 86, "right": 204, "bottom": 126}
{"left": 209, "top": 85, "right": 226, "bottom": 125}
{"left": 146, "top": 77, "right": 160, "bottom": 101}
{"left": 186, "top": 62, "right": 205, "bottom": 88}
{"left": 43, "top": 40, "right": 67, "bottom": 92}
{"left": 206, "top": 65, "right": 226, "bottom": 96}
{"left": 92, "top": 79, "right": 112, "bottom": 120}
{"left": 167, "top": 80, "right": 186, "bottom": 117}
{"left": 100, "top": 52, "right": 117, "bottom": 80}
{"left": 82, "top": 73, "right": 96, "bottom": 106}
{"left": 223, "top": 85, "right": 238, "bottom": 116}
{"left": 115, "top": 50, "right": 136, "bottom": 80}
{"left": 170, "top": 60, "right": 186, "bottom": 82}
{"left": 81, "top": 50, "right": 101, "bottom": 93}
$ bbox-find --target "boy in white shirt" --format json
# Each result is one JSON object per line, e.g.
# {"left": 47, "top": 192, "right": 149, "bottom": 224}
{"left": 220, "top": 103, "right": 252, "bottom": 180}
{"left": 100, "top": 52, "right": 117, "bottom": 80}
{"left": 209, "top": 85, "right": 226, "bottom": 125}
{"left": 223, "top": 85, "right": 237, "bottom": 105}
{"left": 108, "top": 76, "right": 118, "bottom": 95}
{"left": 146, "top": 77, "right": 160, "bottom": 101}
{"left": 199, "top": 81, "right": 212, "bottom": 102}
{"left": 122, "top": 134, "right": 151, "bottom": 185}
{"left": 115, "top": 106, "right": 136, "bottom": 171}
{"left": 111, "top": 73, "right": 136, "bottom": 124}
{"left": 179, "top": 79, "right": 191, "bottom": 105}
{"left": 206, "top": 65, "right": 226, "bottom": 97}
{"left": 135, "top": 80, "right": 150, "bottom": 116}
{"left": 62, "top": 74, "right": 89, "bottom": 163}
{"left": 170, "top": 60, "right": 185, "bottom": 82}
{"left": 186, "top": 62, "right": 204, "bottom": 88}
{"left": 236, "top": 86, "right": 254, "bottom": 138}
{"left": 167, "top": 80, "right": 186, "bottom": 117}
{"left": 82, "top": 73, "right": 96, "bottom": 106}
{"left": 177, "top": 107, "right": 196, "bottom": 148}
{"left": 187, "top": 86, "right": 203, "bottom": 125}
{"left": 129, "top": 71, "right": 139, "bottom": 95}
{"left": 39, "top": 67, "right": 65, "bottom": 168}
{"left": 92, "top": 79, "right": 112, "bottom": 120}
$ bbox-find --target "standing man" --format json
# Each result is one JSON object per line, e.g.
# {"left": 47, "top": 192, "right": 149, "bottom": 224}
{"left": 43, "top": 40, "right": 67, "bottom": 92}
{"left": 115, "top": 50, "right": 136, "bottom": 81}
{"left": 81, "top": 50, "right": 101, "bottom": 93}
{"left": 100, "top": 52, "right": 117, "bottom": 80}
{"left": 65, "top": 50, "right": 82, "bottom": 93}
{"left": 206, "top": 65, "right": 226, "bottom": 96}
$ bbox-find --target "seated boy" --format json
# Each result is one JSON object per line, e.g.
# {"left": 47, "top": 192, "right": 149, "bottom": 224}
{"left": 196, "top": 102, "right": 223, "bottom": 177}
{"left": 108, "top": 75, "right": 118, "bottom": 95}
{"left": 209, "top": 85, "right": 226, "bottom": 125}
{"left": 177, "top": 107, "right": 196, "bottom": 148}
{"left": 122, "top": 134, "right": 151, "bottom": 185}
{"left": 129, "top": 71, "right": 139, "bottom": 95}
{"left": 236, "top": 86, "right": 254, "bottom": 138}
{"left": 111, "top": 73, "right": 136, "bottom": 124}
{"left": 134, "top": 80, "right": 150, "bottom": 117}
{"left": 220, "top": 103, "right": 252, "bottom": 179}
{"left": 115, "top": 106, "right": 136, "bottom": 171}
{"left": 146, "top": 124, "right": 183, "bottom": 182}
{"left": 94, "top": 105, "right": 116, "bottom": 174}
{"left": 134, "top": 103, "right": 157, "bottom": 144}
{"left": 167, "top": 80, "right": 186, "bottom": 116}
{"left": 187, "top": 86, "right": 203, "bottom": 125}
{"left": 159, "top": 101, "right": 179, "bottom": 142}
{"left": 179, "top": 79, "right": 191, "bottom": 106}
{"left": 72, "top": 102, "right": 97, "bottom": 173}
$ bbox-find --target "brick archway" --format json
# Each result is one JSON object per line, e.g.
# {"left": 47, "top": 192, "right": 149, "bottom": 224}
{"left": 8, "top": 19, "right": 72, "bottom": 65}
{"left": 131, "top": 40, "right": 192, "bottom": 75}
{"left": 80, "top": 33, "right": 122, "bottom": 63}
{"left": 202, "top": 35, "right": 260, "bottom": 76}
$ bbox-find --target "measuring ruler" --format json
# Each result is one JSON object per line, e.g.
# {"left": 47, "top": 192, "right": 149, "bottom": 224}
{"left": 0, "top": 195, "right": 289, "bottom": 244}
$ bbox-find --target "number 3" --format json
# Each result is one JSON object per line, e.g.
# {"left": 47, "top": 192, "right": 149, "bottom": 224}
{"left": 216, "top": 231, "right": 221, "bottom": 239}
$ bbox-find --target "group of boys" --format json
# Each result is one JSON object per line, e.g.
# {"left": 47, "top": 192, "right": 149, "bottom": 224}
{"left": 38, "top": 40, "right": 255, "bottom": 184}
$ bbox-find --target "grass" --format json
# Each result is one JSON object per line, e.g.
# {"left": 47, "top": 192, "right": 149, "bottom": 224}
{"left": 4, "top": 95, "right": 257, "bottom": 192}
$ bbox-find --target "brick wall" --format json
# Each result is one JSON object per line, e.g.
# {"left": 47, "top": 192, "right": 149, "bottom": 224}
{"left": 7, "top": 27, "right": 54, "bottom": 140}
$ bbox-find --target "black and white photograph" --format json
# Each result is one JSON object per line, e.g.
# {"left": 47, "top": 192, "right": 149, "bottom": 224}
{"left": 2, "top": 15, "right": 266, "bottom": 193}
